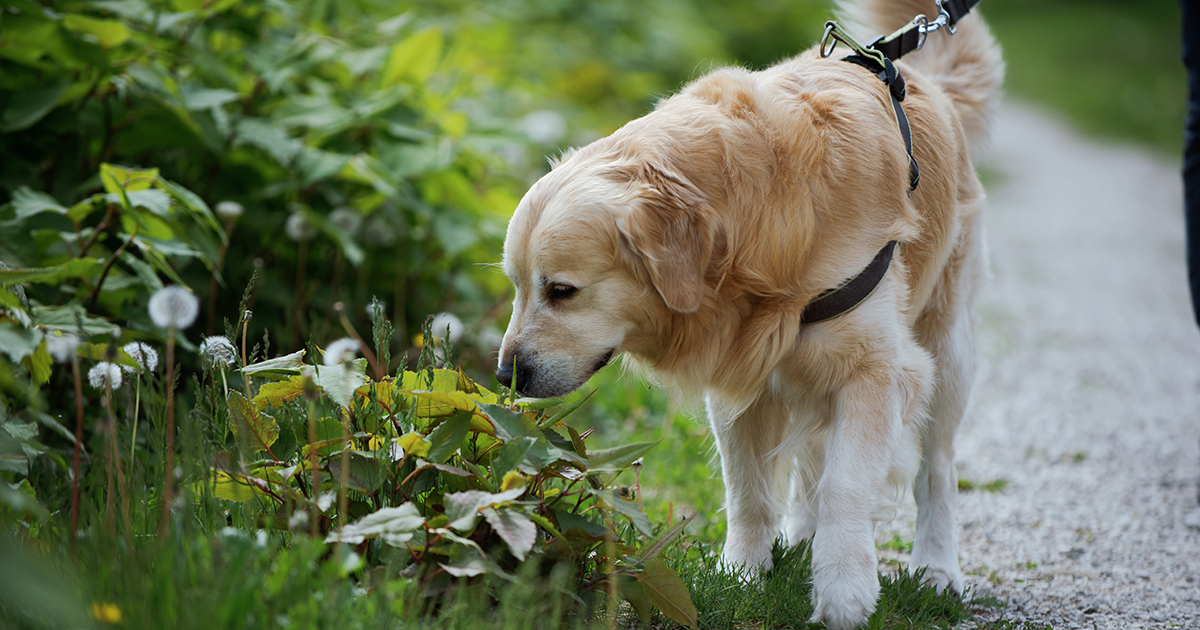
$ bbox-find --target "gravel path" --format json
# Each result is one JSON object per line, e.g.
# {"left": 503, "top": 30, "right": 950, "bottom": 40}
{"left": 878, "top": 101, "right": 1200, "bottom": 629}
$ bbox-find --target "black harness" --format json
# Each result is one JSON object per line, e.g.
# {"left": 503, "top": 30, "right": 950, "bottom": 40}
{"left": 797, "top": 0, "right": 981, "bottom": 326}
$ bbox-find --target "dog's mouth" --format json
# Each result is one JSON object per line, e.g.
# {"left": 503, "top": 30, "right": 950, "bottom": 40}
{"left": 591, "top": 349, "right": 615, "bottom": 374}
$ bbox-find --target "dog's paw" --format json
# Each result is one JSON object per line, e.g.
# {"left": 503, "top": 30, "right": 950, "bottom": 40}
{"left": 719, "top": 540, "right": 774, "bottom": 580}
{"left": 809, "top": 578, "right": 878, "bottom": 630}
{"left": 911, "top": 563, "right": 965, "bottom": 595}
{"left": 810, "top": 533, "right": 880, "bottom": 630}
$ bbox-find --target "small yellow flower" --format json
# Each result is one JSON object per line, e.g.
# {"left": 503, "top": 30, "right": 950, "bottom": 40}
{"left": 90, "top": 602, "right": 122, "bottom": 624}
{"left": 412, "top": 333, "right": 425, "bottom": 348}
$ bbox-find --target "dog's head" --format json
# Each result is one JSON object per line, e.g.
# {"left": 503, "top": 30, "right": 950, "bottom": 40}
{"left": 496, "top": 147, "right": 718, "bottom": 398}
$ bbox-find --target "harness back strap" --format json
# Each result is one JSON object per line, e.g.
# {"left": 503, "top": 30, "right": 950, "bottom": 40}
{"left": 799, "top": 241, "right": 899, "bottom": 325}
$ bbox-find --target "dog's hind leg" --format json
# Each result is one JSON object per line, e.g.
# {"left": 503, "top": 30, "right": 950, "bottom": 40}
{"left": 910, "top": 216, "right": 984, "bottom": 595}
{"left": 909, "top": 302, "right": 972, "bottom": 594}
{"left": 708, "top": 391, "right": 789, "bottom": 573}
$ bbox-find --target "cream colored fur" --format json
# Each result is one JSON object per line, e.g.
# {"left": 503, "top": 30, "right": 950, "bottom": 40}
{"left": 497, "top": 1, "right": 1003, "bottom": 627}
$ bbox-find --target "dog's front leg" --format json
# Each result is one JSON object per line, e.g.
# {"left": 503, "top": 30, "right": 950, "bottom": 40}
{"left": 708, "top": 392, "right": 788, "bottom": 573}
{"left": 809, "top": 376, "right": 903, "bottom": 630}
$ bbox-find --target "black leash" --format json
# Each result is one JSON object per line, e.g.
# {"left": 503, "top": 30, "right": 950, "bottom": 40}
{"left": 799, "top": 0, "right": 982, "bottom": 326}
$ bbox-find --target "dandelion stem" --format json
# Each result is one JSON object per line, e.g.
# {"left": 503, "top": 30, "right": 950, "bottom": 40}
{"left": 130, "top": 376, "right": 140, "bottom": 463}
{"left": 69, "top": 355, "right": 84, "bottom": 555}
{"left": 159, "top": 326, "right": 177, "bottom": 539}
{"left": 308, "top": 397, "right": 319, "bottom": 539}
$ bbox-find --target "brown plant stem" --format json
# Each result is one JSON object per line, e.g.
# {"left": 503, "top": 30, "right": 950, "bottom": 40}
{"left": 333, "top": 302, "right": 381, "bottom": 379}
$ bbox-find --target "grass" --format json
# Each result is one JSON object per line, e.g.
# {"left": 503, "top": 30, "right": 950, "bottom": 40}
{"left": 983, "top": 0, "right": 1186, "bottom": 156}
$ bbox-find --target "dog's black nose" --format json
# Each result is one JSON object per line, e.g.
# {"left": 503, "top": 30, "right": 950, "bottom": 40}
{"left": 496, "top": 355, "right": 532, "bottom": 393}
{"left": 496, "top": 357, "right": 515, "bottom": 388}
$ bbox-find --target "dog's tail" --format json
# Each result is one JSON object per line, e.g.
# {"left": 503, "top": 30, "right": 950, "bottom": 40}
{"left": 836, "top": 0, "right": 1004, "bottom": 155}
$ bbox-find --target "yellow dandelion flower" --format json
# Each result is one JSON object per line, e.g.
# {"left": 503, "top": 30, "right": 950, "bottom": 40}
{"left": 90, "top": 602, "right": 122, "bottom": 624}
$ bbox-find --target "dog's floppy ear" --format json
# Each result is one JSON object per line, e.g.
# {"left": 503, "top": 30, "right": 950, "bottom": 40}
{"left": 613, "top": 162, "right": 715, "bottom": 314}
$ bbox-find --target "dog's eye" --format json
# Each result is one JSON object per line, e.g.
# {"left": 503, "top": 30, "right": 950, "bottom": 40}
{"left": 547, "top": 284, "right": 578, "bottom": 302}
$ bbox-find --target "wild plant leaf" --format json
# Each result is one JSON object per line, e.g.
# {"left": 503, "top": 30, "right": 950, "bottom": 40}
{"left": 11, "top": 187, "right": 68, "bottom": 219}
{"left": 204, "top": 470, "right": 270, "bottom": 502}
{"left": 481, "top": 404, "right": 539, "bottom": 442}
{"left": 74, "top": 343, "right": 138, "bottom": 370}
{"left": 240, "top": 349, "right": 306, "bottom": 380}
{"left": 588, "top": 489, "right": 653, "bottom": 537}
{"left": 228, "top": 390, "right": 280, "bottom": 455}
{"left": 325, "top": 503, "right": 424, "bottom": 545}
{"left": 0, "top": 323, "right": 42, "bottom": 362}
{"left": 491, "top": 436, "right": 535, "bottom": 481}
{"left": 253, "top": 376, "right": 306, "bottom": 409}
{"left": 567, "top": 425, "right": 588, "bottom": 459}
{"left": 381, "top": 27, "right": 443, "bottom": 87}
{"left": 0, "top": 259, "right": 102, "bottom": 286}
{"left": 587, "top": 440, "right": 659, "bottom": 472}
{"left": 443, "top": 487, "right": 526, "bottom": 532}
{"left": 62, "top": 14, "right": 130, "bottom": 48}
{"left": 100, "top": 163, "right": 159, "bottom": 194}
{"left": 30, "top": 304, "right": 119, "bottom": 336}
{"left": 637, "top": 559, "right": 698, "bottom": 629}
{"left": 108, "top": 189, "right": 171, "bottom": 216}
{"left": 426, "top": 411, "right": 470, "bottom": 464}
{"left": 328, "top": 451, "right": 386, "bottom": 493}
{"left": 304, "top": 360, "right": 368, "bottom": 410}
{"left": 396, "top": 432, "right": 431, "bottom": 458}
{"left": 482, "top": 507, "right": 536, "bottom": 561}
{"left": 399, "top": 368, "right": 461, "bottom": 392}
{"left": 553, "top": 508, "right": 608, "bottom": 540}
{"left": 619, "top": 578, "right": 653, "bottom": 625}
{"left": 541, "top": 388, "right": 596, "bottom": 427}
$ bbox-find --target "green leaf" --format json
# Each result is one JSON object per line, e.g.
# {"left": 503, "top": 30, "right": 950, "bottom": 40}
{"left": 637, "top": 559, "right": 698, "bottom": 629}
{"left": 589, "top": 489, "right": 653, "bottom": 537}
{"left": 62, "top": 14, "right": 130, "bottom": 48}
{"left": 619, "top": 578, "right": 653, "bottom": 625}
{"left": 426, "top": 411, "right": 470, "bottom": 464}
{"left": 11, "top": 187, "right": 68, "bottom": 219}
{"left": 0, "top": 258, "right": 102, "bottom": 286}
{"left": 31, "top": 304, "right": 119, "bottom": 336}
{"left": 0, "top": 323, "right": 43, "bottom": 362}
{"left": 326, "top": 503, "right": 424, "bottom": 545}
{"left": 100, "top": 163, "right": 159, "bottom": 194}
{"left": 635, "top": 513, "right": 695, "bottom": 564}
{"left": 482, "top": 507, "right": 536, "bottom": 561}
{"left": 491, "top": 436, "right": 535, "bottom": 481}
{"left": 205, "top": 470, "right": 270, "bottom": 502}
{"left": 253, "top": 376, "right": 306, "bottom": 409}
{"left": 241, "top": 349, "right": 306, "bottom": 380}
{"left": 304, "top": 360, "right": 368, "bottom": 410}
{"left": 110, "top": 189, "right": 171, "bottom": 216}
{"left": 237, "top": 118, "right": 301, "bottom": 165}
{"left": 481, "top": 404, "right": 539, "bottom": 442}
{"left": 381, "top": 27, "right": 443, "bottom": 87}
{"left": 1, "top": 80, "right": 68, "bottom": 132}
{"left": 328, "top": 451, "right": 386, "bottom": 493}
{"left": 553, "top": 508, "right": 608, "bottom": 540}
{"left": 228, "top": 390, "right": 280, "bottom": 455}
{"left": 587, "top": 440, "right": 659, "bottom": 472}
{"left": 443, "top": 487, "right": 525, "bottom": 532}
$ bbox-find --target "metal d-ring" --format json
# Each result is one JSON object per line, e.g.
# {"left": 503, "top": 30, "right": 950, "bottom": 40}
{"left": 821, "top": 21, "right": 838, "bottom": 57}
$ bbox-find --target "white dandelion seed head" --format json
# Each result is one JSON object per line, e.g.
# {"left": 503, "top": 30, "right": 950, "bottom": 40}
{"left": 45, "top": 331, "right": 80, "bottom": 364}
{"left": 215, "top": 201, "right": 244, "bottom": 220}
{"left": 148, "top": 285, "right": 199, "bottom": 330}
{"left": 199, "top": 336, "right": 237, "bottom": 369}
{"left": 285, "top": 212, "right": 316, "bottom": 242}
{"left": 329, "top": 207, "right": 363, "bottom": 236}
{"left": 322, "top": 337, "right": 360, "bottom": 367}
{"left": 430, "top": 312, "right": 464, "bottom": 344}
{"left": 121, "top": 341, "right": 159, "bottom": 373}
{"left": 88, "top": 362, "right": 123, "bottom": 390}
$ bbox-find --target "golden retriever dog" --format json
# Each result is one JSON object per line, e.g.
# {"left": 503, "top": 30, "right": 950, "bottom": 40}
{"left": 496, "top": 1, "right": 1002, "bottom": 627}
